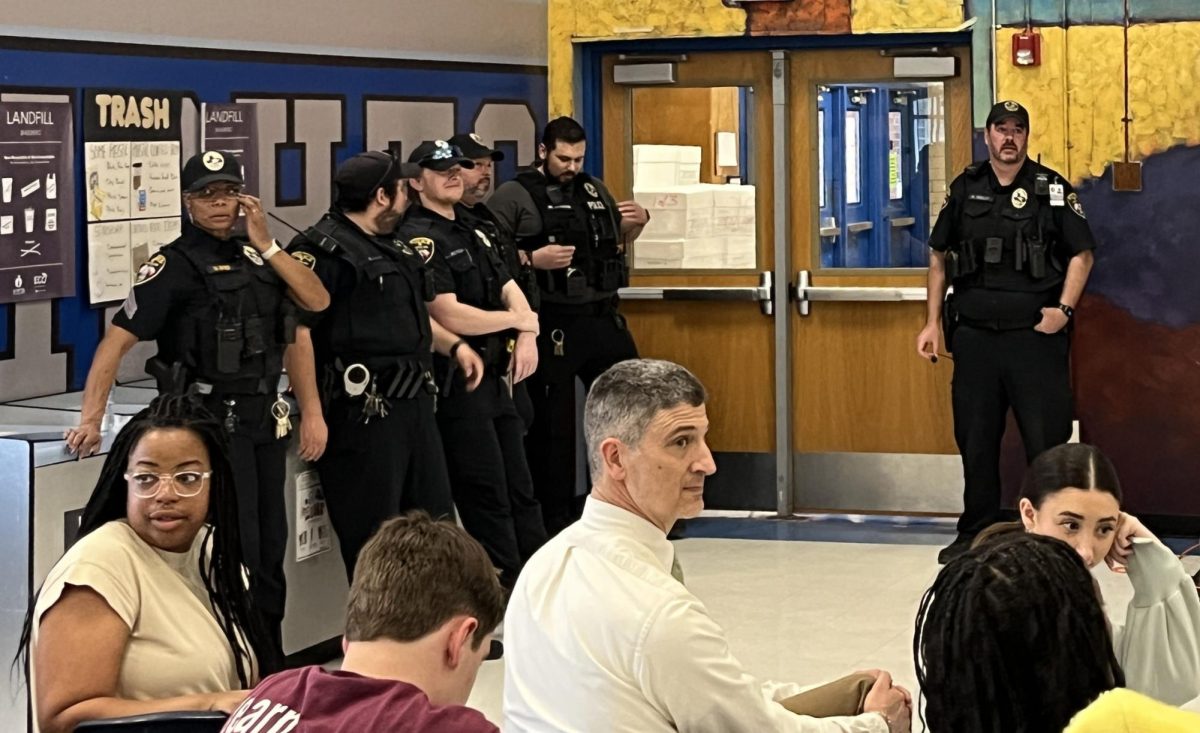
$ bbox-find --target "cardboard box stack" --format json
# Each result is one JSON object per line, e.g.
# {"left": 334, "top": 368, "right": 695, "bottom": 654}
{"left": 631, "top": 144, "right": 757, "bottom": 270}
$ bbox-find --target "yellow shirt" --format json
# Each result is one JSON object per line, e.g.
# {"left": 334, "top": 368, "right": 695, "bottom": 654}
{"left": 1066, "top": 689, "right": 1200, "bottom": 732}
{"left": 31, "top": 521, "right": 253, "bottom": 731}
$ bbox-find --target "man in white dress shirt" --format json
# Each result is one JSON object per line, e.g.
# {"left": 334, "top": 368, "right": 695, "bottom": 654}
{"left": 503, "top": 359, "right": 911, "bottom": 732}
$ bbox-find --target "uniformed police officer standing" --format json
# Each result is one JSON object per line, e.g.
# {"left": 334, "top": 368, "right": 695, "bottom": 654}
{"left": 448, "top": 131, "right": 540, "bottom": 431}
{"left": 285, "top": 151, "right": 484, "bottom": 579}
{"left": 66, "top": 151, "right": 331, "bottom": 658}
{"left": 916, "top": 101, "right": 1097, "bottom": 563}
{"left": 487, "top": 117, "right": 649, "bottom": 535}
{"left": 399, "top": 139, "right": 546, "bottom": 589}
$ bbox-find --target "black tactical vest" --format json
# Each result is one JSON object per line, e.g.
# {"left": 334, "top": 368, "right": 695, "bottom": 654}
{"left": 402, "top": 208, "right": 510, "bottom": 369}
{"left": 166, "top": 232, "right": 289, "bottom": 385}
{"left": 948, "top": 162, "right": 1066, "bottom": 295}
{"left": 513, "top": 168, "right": 626, "bottom": 299}
{"left": 460, "top": 202, "right": 540, "bottom": 310}
{"left": 303, "top": 214, "right": 433, "bottom": 367}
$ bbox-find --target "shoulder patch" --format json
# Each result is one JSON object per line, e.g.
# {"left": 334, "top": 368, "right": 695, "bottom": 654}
{"left": 1067, "top": 192, "right": 1086, "bottom": 219}
{"left": 409, "top": 236, "right": 435, "bottom": 263}
{"left": 291, "top": 250, "right": 317, "bottom": 270}
{"left": 134, "top": 253, "right": 167, "bottom": 286}
{"left": 583, "top": 181, "right": 600, "bottom": 199}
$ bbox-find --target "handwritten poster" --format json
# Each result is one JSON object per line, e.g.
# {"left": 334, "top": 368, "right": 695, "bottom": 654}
{"left": 0, "top": 101, "right": 75, "bottom": 304}
{"left": 83, "top": 89, "right": 183, "bottom": 305}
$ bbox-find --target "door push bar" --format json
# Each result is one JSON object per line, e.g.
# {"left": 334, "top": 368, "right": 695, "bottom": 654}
{"left": 618, "top": 271, "right": 775, "bottom": 316}
{"left": 792, "top": 270, "right": 928, "bottom": 316}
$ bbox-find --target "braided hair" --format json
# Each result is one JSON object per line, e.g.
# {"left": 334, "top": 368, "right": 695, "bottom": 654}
{"left": 914, "top": 532, "right": 1124, "bottom": 733}
{"left": 16, "top": 394, "right": 277, "bottom": 688}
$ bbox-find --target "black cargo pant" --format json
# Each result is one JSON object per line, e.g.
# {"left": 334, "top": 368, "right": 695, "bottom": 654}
{"left": 951, "top": 324, "right": 1073, "bottom": 536}
{"left": 437, "top": 370, "right": 547, "bottom": 590}
{"left": 199, "top": 391, "right": 288, "bottom": 664}
{"left": 317, "top": 390, "right": 454, "bottom": 580}
{"left": 524, "top": 301, "right": 639, "bottom": 536}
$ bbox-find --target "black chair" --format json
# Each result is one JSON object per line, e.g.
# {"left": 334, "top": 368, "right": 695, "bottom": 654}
{"left": 75, "top": 711, "right": 228, "bottom": 732}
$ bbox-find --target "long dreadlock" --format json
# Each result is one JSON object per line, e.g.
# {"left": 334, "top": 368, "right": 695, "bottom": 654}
{"left": 914, "top": 532, "right": 1124, "bottom": 733}
{"left": 15, "top": 394, "right": 278, "bottom": 689}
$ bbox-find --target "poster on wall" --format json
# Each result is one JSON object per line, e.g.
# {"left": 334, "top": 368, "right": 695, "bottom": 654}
{"left": 83, "top": 89, "right": 184, "bottom": 305}
{"left": 0, "top": 101, "right": 75, "bottom": 304}
{"left": 295, "top": 470, "right": 332, "bottom": 562}
{"left": 201, "top": 102, "right": 258, "bottom": 195}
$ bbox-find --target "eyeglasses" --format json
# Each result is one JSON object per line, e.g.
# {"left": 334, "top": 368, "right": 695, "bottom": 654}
{"left": 124, "top": 471, "right": 212, "bottom": 498}
{"left": 190, "top": 185, "right": 244, "bottom": 201}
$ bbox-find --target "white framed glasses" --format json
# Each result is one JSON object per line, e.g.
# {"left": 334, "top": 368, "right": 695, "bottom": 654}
{"left": 124, "top": 470, "right": 212, "bottom": 498}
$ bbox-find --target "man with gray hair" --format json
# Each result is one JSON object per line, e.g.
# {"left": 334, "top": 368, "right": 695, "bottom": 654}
{"left": 503, "top": 359, "right": 911, "bottom": 732}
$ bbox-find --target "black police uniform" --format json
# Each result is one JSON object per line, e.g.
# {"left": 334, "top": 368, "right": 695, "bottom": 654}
{"left": 458, "top": 200, "right": 538, "bottom": 429}
{"left": 488, "top": 168, "right": 638, "bottom": 535}
{"left": 399, "top": 204, "right": 547, "bottom": 588}
{"left": 930, "top": 156, "right": 1096, "bottom": 540}
{"left": 289, "top": 210, "right": 453, "bottom": 579}
{"left": 115, "top": 221, "right": 293, "bottom": 645}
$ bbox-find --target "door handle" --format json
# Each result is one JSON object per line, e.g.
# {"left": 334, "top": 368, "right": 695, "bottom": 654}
{"left": 791, "top": 270, "right": 928, "bottom": 316}
{"left": 619, "top": 271, "right": 775, "bottom": 316}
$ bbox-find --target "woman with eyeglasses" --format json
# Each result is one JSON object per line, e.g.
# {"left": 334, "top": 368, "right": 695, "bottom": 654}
{"left": 19, "top": 394, "right": 273, "bottom": 733}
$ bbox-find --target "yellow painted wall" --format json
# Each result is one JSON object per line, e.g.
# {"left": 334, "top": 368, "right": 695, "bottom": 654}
{"left": 998, "top": 22, "right": 1200, "bottom": 184}
{"left": 850, "top": 0, "right": 964, "bottom": 33}
{"left": 547, "top": 0, "right": 746, "bottom": 117}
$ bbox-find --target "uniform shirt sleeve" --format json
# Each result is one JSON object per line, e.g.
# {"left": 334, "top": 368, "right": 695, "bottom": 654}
{"left": 286, "top": 234, "right": 344, "bottom": 328}
{"left": 636, "top": 597, "right": 888, "bottom": 733}
{"left": 422, "top": 237, "right": 458, "bottom": 296}
{"left": 487, "top": 181, "right": 543, "bottom": 244}
{"left": 927, "top": 175, "right": 964, "bottom": 253}
{"left": 1112, "top": 538, "right": 1200, "bottom": 705}
{"left": 111, "top": 248, "right": 192, "bottom": 341}
{"left": 1055, "top": 181, "right": 1098, "bottom": 255}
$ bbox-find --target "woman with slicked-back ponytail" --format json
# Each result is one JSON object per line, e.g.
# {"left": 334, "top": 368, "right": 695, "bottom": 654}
{"left": 973, "top": 443, "right": 1200, "bottom": 705}
{"left": 16, "top": 394, "right": 276, "bottom": 732}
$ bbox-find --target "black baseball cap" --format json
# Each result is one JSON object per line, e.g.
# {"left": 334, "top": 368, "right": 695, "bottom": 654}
{"left": 448, "top": 133, "right": 504, "bottom": 162}
{"left": 182, "top": 150, "right": 243, "bottom": 192}
{"left": 333, "top": 151, "right": 420, "bottom": 204}
{"left": 986, "top": 100, "right": 1030, "bottom": 129}
{"left": 409, "top": 140, "right": 476, "bottom": 171}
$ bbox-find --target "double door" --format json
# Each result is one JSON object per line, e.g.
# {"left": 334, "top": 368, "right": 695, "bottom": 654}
{"left": 601, "top": 46, "right": 971, "bottom": 514}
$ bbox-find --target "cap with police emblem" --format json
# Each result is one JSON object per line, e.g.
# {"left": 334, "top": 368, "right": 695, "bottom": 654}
{"left": 447, "top": 133, "right": 505, "bottom": 162}
{"left": 182, "top": 150, "right": 244, "bottom": 192}
{"left": 409, "top": 140, "right": 476, "bottom": 172}
{"left": 986, "top": 100, "right": 1030, "bottom": 129}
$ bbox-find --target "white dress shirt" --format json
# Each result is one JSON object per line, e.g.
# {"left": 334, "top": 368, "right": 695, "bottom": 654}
{"left": 503, "top": 498, "right": 889, "bottom": 732}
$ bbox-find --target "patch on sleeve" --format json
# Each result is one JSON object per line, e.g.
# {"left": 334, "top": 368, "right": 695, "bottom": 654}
{"left": 291, "top": 250, "right": 317, "bottom": 270}
{"left": 1067, "top": 192, "right": 1086, "bottom": 219}
{"left": 133, "top": 253, "right": 167, "bottom": 286}
{"left": 409, "top": 236, "right": 435, "bottom": 263}
{"left": 242, "top": 245, "right": 265, "bottom": 266}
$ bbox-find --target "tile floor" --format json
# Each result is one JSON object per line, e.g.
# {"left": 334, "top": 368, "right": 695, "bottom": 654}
{"left": 466, "top": 522, "right": 1196, "bottom": 726}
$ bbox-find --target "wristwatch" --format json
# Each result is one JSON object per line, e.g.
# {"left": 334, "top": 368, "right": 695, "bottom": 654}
{"left": 260, "top": 240, "right": 283, "bottom": 261}
{"left": 1056, "top": 303, "right": 1074, "bottom": 319}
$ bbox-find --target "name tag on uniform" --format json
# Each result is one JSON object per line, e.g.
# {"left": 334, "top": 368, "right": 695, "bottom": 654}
{"left": 1049, "top": 183, "right": 1065, "bottom": 207}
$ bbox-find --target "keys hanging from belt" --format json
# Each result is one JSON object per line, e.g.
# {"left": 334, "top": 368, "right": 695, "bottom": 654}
{"left": 222, "top": 398, "right": 239, "bottom": 435}
{"left": 551, "top": 328, "right": 566, "bottom": 357}
{"left": 362, "top": 375, "right": 389, "bottom": 423}
{"left": 271, "top": 394, "right": 292, "bottom": 440}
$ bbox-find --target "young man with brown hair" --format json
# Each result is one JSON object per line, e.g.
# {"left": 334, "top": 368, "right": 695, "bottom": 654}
{"left": 221, "top": 512, "right": 505, "bottom": 732}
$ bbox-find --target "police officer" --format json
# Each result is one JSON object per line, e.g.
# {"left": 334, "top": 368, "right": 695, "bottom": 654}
{"left": 916, "top": 101, "right": 1097, "bottom": 563}
{"left": 400, "top": 139, "right": 546, "bottom": 589}
{"left": 487, "top": 116, "right": 649, "bottom": 535}
{"left": 285, "top": 151, "right": 484, "bottom": 579}
{"left": 66, "top": 151, "right": 331, "bottom": 658}
{"left": 448, "top": 131, "right": 540, "bottom": 431}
